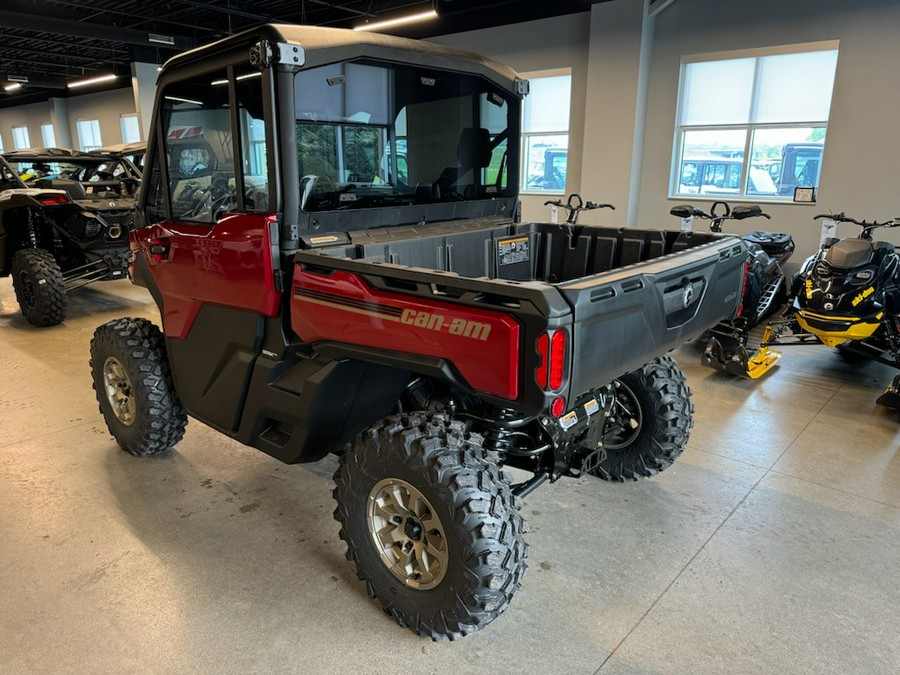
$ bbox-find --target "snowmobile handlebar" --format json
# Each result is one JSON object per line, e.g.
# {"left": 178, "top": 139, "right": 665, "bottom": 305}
{"left": 670, "top": 201, "right": 770, "bottom": 232}
{"left": 813, "top": 212, "right": 899, "bottom": 240}
{"left": 545, "top": 193, "right": 615, "bottom": 224}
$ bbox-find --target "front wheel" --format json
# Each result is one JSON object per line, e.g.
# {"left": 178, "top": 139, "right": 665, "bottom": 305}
{"left": 11, "top": 248, "right": 66, "bottom": 327}
{"left": 90, "top": 318, "right": 187, "bottom": 456}
{"left": 333, "top": 413, "right": 528, "bottom": 640}
{"left": 592, "top": 356, "right": 694, "bottom": 481}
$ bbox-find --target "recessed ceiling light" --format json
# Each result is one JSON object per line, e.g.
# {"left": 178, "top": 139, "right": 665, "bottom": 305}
{"left": 354, "top": 10, "right": 438, "bottom": 32}
{"left": 67, "top": 74, "right": 118, "bottom": 89}
{"left": 4, "top": 83, "right": 22, "bottom": 92}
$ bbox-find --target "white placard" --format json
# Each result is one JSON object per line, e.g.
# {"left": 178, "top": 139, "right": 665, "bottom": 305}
{"left": 820, "top": 219, "right": 837, "bottom": 246}
{"left": 550, "top": 205, "right": 559, "bottom": 224}
{"left": 680, "top": 215, "right": 693, "bottom": 232}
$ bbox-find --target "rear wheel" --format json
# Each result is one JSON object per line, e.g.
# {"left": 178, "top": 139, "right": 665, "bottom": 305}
{"left": 90, "top": 318, "right": 187, "bottom": 456}
{"left": 11, "top": 248, "right": 66, "bottom": 327}
{"left": 592, "top": 356, "right": 694, "bottom": 481}
{"left": 333, "top": 412, "right": 528, "bottom": 640}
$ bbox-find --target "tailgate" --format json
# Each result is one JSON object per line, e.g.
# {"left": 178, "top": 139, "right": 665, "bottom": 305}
{"left": 557, "top": 235, "right": 747, "bottom": 397}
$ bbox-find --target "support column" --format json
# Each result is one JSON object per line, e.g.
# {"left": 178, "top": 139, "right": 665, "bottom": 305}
{"left": 49, "top": 98, "right": 72, "bottom": 149}
{"left": 580, "top": 0, "right": 655, "bottom": 227}
{"left": 131, "top": 62, "right": 159, "bottom": 141}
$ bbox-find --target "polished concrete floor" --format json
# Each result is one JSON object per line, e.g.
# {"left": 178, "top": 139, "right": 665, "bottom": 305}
{"left": 1, "top": 278, "right": 899, "bottom": 674}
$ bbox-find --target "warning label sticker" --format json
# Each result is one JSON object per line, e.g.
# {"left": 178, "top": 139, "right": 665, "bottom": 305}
{"left": 498, "top": 237, "right": 530, "bottom": 266}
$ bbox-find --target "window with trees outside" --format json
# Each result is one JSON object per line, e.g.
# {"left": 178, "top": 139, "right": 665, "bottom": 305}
{"left": 521, "top": 70, "right": 571, "bottom": 194}
{"left": 672, "top": 43, "right": 838, "bottom": 201}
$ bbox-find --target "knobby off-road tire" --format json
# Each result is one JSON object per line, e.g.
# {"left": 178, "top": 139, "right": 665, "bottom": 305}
{"left": 90, "top": 318, "right": 187, "bottom": 457}
{"left": 11, "top": 248, "right": 66, "bottom": 327}
{"left": 333, "top": 413, "right": 528, "bottom": 641}
{"left": 593, "top": 356, "right": 694, "bottom": 482}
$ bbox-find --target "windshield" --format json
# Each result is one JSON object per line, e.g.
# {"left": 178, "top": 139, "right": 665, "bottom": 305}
{"left": 294, "top": 61, "right": 516, "bottom": 212}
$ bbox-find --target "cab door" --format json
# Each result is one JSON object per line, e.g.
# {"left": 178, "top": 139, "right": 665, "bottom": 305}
{"left": 133, "top": 64, "right": 280, "bottom": 432}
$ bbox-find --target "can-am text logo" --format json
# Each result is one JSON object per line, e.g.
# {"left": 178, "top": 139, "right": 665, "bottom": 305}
{"left": 400, "top": 309, "right": 492, "bottom": 341}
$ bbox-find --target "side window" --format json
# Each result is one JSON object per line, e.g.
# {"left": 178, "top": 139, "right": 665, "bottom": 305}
{"left": 235, "top": 70, "right": 270, "bottom": 211}
{"left": 162, "top": 69, "right": 235, "bottom": 224}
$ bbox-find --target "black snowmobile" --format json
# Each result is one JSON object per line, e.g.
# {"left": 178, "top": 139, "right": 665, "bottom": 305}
{"left": 669, "top": 201, "right": 795, "bottom": 378}
{"left": 734, "top": 212, "right": 900, "bottom": 408}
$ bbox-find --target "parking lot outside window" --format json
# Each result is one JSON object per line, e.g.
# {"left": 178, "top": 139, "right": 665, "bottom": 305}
{"left": 520, "top": 69, "right": 571, "bottom": 195}
{"left": 671, "top": 42, "right": 839, "bottom": 201}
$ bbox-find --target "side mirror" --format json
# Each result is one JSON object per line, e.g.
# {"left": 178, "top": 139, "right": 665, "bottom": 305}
{"left": 670, "top": 205, "right": 693, "bottom": 219}
{"left": 732, "top": 205, "right": 763, "bottom": 220}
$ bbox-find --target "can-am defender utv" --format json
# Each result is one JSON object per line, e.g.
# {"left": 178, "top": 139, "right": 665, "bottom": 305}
{"left": 729, "top": 212, "right": 900, "bottom": 408}
{"left": 0, "top": 155, "right": 131, "bottom": 326}
{"left": 89, "top": 25, "right": 750, "bottom": 640}
{"left": 670, "top": 201, "right": 795, "bottom": 378}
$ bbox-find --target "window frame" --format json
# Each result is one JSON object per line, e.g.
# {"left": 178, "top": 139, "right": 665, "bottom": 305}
{"left": 519, "top": 67, "right": 572, "bottom": 196}
{"left": 670, "top": 40, "right": 839, "bottom": 203}
{"left": 120, "top": 113, "right": 141, "bottom": 144}
{"left": 76, "top": 119, "right": 103, "bottom": 152}
{"left": 40, "top": 124, "right": 55, "bottom": 148}
{"left": 11, "top": 125, "right": 30, "bottom": 150}
{"left": 141, "top": 63, "right": 278, "bottom": 226}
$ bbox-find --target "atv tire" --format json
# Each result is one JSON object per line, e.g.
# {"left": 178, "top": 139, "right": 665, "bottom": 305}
{"left": 333, "top": 412, "right": 528, "bottom": 641}
{"left": 11, "top": 248, "right": 66, "bottom": 327}
{"left": 90, "top": 318, "right": 187, "bottom": 457}
{"left": 593, "top": 356, "right": 694, "bottom": 481}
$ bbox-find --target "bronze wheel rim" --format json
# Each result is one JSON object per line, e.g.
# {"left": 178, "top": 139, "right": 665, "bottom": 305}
{"left": 367, "top": 478, "right": 448, "bottom": 590}
{"left": 102, "top": 356, "right": 136, "bottom": 426}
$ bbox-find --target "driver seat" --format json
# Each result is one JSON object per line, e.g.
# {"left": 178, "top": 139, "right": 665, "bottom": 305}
{"left": 433, "top": 127, "right": 492, "bottom": 198}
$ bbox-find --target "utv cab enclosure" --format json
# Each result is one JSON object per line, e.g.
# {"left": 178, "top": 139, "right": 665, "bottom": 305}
{"left": 92, "top": 25, "right": 749, "bottom": 640}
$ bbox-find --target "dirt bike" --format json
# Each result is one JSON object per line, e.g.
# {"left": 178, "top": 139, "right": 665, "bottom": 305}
{"left": 741, "top": 212, "right": 900, "bottom": 408}
{"left": 669, "top": 202, "right": 795, "bottom": 378}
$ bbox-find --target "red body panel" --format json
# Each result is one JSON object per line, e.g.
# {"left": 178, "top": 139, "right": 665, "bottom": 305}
{"left": 130, "top": 213, "right": 280, "bottom": 338}
{"left": 291, "top": 267, "right": 521, "bottom": 400}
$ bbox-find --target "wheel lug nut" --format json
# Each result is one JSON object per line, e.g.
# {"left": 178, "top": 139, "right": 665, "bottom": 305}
{"left": 392, "top": 516, "right": 402, "bottom": 524}
{"left": 404, "top": 541, "right": 413, "bottom": 552}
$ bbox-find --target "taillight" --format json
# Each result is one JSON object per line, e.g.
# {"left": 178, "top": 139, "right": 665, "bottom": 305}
{"left": 535, "top": 329, "right": 567, "bottom": 391}
{"left": 535, "top": 333, "right": 549, "bottom": 388}
{"left": 736, "top": 261, "right": 750, "bottom": 318}
{"left": 38, "top": 192, "right": 70, "bottom": 206}
{"left": 550, "top": 396, "right": 566, "bottom": 417}
{"left": 549, "top": 330, "right": 566, "bottom": 389}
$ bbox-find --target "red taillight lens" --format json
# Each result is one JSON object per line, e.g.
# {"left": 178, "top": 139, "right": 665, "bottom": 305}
{"left": 550, "top": 396, "right": 566, "bottom": 417}
{"left": 535, "top": 333, "right": 549, "bottom": 388}
{"left": 736, "top": 261, "right": 750, "bottom": 318}
{"left": 549, "top": 330, "right": 566, "bottom": 390}
{"left": 38, "top": 192, "right": 70, "bottom": 206}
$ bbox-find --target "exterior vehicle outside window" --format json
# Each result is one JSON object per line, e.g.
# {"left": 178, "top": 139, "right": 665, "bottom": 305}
{"left": 671, "top": 43, "right": 837, "bottom": 201}
{"left": 520, "top": 70, "right": 570, "bottom": 193}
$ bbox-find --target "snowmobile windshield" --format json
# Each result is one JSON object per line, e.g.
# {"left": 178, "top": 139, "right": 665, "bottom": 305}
{"left": 294, "top": 60, "right": 517, "bottom": 212}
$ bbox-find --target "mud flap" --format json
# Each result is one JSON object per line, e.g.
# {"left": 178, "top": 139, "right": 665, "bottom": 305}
{"left": 875, "top": 374, "right": 900, "bottom": 409}
{"left": 701, "top": 332, "right": 782, "bottom": 379}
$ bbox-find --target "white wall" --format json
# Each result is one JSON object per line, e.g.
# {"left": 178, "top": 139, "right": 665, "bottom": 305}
{"left": 429, "top": 13, "right": 591, "bottom": 223}
{"left": 65, "top": 88, "right": 137, "bottom": 150}
{"left": 0, "top": 87, "right": 137, "bottom": 152}
{"left": 0, "top": 102, "right": 53, "bottom": 152}
{"left": 638, "top": 0, "right": 900, "bottom": 260}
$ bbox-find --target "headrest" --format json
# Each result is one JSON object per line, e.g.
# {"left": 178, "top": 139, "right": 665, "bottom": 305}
{"left": 457, "top": 127, "right": 492, "bottom": 169}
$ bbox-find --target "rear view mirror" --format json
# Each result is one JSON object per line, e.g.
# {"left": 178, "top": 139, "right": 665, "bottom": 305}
{"left": 670, "top": 205, "right": 693, "bottom": 218}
